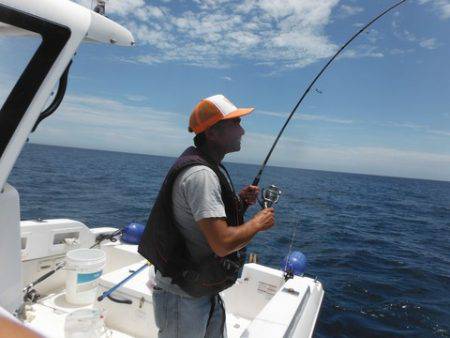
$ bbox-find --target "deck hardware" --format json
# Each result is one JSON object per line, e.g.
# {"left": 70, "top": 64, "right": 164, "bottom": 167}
{"left": 282, "top": 287, "right": 300, "bottom": 296}
{"left": 139, "top": 296, "right": 145, "bottom": 309}
{"left": 248, "top": 253, "right": 258, "bottom": 263}
{"left": 107, "top": 294, "right": 132, "bottom": 305}
{"left": 91, "top": 228, "right": 122, "bottom": 249}
{"left": 94, "top": 0, "right": 106, "bottom": 15}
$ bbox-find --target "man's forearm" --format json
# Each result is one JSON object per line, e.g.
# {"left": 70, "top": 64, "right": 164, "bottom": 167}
{"left": 198, "top": 208, "right": 274, "bottom": 257}
{"left": 219, "top": 219, "right": 260, "bottom": 256}
{"left": 198, "top": 217, "right": 259, "bottom": 257}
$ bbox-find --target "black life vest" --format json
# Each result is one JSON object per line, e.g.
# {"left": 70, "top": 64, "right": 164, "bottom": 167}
{"left": 138, "top": 146, "right": 246, "bottom": 297}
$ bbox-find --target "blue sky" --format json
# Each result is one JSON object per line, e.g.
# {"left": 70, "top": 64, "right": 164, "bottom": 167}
{"left": 1, "top": 0, "right": 450, "bottom": 181}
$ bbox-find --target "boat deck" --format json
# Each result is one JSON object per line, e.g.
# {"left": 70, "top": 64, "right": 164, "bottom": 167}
{"left": 27, "top": 288, "right": 252, "bottom": 338}
{"left": 28, "top": 292, "right": 133, "bottom": 337}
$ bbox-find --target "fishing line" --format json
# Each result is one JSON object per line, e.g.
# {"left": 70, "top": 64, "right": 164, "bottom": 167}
{"left": 283, "top": 216, "right": 299, "bottom": 274}
{"left": 251, "top": 0, "right": 408, "bottom": 186}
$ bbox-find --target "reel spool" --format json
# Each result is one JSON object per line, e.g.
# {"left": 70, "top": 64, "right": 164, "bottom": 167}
{"left": 259, "top": 185, "right": 282, "bottom": 208}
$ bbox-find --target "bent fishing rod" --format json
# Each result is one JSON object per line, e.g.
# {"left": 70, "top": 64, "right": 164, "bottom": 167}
{"left": 251, "top": 0, "right": 408, "bottom": 187}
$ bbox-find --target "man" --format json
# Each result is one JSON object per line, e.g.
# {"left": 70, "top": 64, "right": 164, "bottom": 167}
{"left": 138, "top": 94, "right": 275, "bottom": 338}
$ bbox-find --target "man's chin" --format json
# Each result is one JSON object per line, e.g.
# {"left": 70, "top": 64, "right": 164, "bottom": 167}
{"left": 226, "top": 144, "right": 241, "bottom": 154}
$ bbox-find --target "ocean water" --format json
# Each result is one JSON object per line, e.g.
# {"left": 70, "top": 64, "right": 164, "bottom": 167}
{"left": 9, "top": 143, "right": 450, "bottom": 337}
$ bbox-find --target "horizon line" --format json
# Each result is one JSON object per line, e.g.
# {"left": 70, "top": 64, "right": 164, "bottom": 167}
{"left": 25, "top": 142, "right": 450, "bottom": 184}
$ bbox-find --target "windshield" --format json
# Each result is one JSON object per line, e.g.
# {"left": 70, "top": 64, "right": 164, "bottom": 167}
{"left": 0, "top": 4, "right": 70, "bottom": 161}
{"left": 0, "top": 30, "right": 41, "bottom": 108}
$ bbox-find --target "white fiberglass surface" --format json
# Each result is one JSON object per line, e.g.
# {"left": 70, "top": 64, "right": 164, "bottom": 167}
{"left": 0, "top": 33, "right": 41, "bottom": 108}
{"left": 67, "top": 248, "right": 105, "bottom": 261}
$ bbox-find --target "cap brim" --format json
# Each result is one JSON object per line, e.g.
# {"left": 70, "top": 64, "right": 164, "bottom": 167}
{"left": 222, "top": 108, "right": 254, "bottom": 120}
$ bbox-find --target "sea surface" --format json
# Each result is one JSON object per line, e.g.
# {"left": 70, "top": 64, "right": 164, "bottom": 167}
{"left": 9, "top": 143, "right": 450, "bottom": 337}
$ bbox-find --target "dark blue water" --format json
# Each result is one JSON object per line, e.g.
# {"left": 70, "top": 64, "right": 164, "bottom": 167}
{"left": 9, "top": 143, "right": 450, "bottom": 337}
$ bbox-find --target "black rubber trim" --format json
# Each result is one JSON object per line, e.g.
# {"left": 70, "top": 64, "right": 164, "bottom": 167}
{"left": 31, "top": 60, "right": 73, "bottom": 133}
{"left": 0, "top": 4, "right": 71, "bottom": 156}
{"left": 106, "top": 294, "right": 133, "bottom": 305}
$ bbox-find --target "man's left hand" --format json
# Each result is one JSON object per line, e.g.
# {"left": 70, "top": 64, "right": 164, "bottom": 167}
{"left": 239, "top": 185, "right": 260, "bottom": 205}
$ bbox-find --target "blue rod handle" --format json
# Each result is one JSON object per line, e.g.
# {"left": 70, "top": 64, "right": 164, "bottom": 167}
{"left": 97, "top": 263, "right": 149, "bottom": 302}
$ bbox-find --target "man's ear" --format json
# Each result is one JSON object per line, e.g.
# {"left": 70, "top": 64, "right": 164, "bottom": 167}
{"left": 204, "top": 127, "right": 217, "bottom": 142}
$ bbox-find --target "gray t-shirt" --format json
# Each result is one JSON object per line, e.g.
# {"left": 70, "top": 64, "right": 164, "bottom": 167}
{"left": 155, "top": 165, "right": 226, "bottom": 296}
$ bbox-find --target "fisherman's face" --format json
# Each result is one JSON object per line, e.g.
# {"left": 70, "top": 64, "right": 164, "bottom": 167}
{"left": 208, "top": 118, "right": 245, "bottom": 153}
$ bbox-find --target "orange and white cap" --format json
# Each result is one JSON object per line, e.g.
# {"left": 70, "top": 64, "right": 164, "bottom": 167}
{"left": 188, "top": 94, "right": 254, "bottom": 134}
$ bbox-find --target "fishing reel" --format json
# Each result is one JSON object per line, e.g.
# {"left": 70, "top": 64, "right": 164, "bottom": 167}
{"left": 259, "top": 185, "right": 282, "bottom": 208}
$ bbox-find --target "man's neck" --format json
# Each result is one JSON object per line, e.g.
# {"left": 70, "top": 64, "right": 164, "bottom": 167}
{"left": 198, "top": 144, "right": 225, "bottom": 165}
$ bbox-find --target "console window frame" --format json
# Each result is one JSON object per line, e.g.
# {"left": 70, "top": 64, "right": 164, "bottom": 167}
{"left": 0, "top": 4, "right": 71, "bottom": 156}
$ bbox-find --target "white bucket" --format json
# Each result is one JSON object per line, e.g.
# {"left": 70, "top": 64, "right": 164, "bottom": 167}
{"left": 65, "top": 249, "right": 106, "bottom": 305}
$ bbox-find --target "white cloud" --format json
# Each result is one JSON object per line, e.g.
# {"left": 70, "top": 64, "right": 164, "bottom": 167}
{"left": 298, "top": 113, "right": 353, "bottom": 124}
{"left": 231, "top": 131, "right": 450, "bottom": 181}
{"left": 418, "top": 0, "right": 450, "bottom": 20}
{"left": 428, "top": 129, "right": 450, "bottom": 137}
{"left": 385, "top": 121, "right": 425, "bottom": 130}
{"left": 125, "top": 94, "right": 148, "bottom": 102}
{"left": 389, "top": 48, "right": 414, "bottom": 55}
{"left": 256, "top": 110, "right": 354, "bottom": 124}
{"left": 74, "top": 0, "right": 351, "bottom": 70}
{"left": 132, "top": 55, "right": 164, "bottom": 65}
{"left": 221, "top": 76, "right": 232, "bottom": 81}
{"left": 128, "top": 22, "right": 175, "bottom": 50}
{"left": 402, "top": 29, "right": 417, "bottom": 42}
{"left": 392, "top": 19, "right": 441, "bottom": 51}
{"left": 383, "top": 121, "right": 450, "bottom": 139}
{"left": 342, "top": 44, "right": 384, "bottom": 59}
{"left": 30, "top": 93, "right": 192, "bottom": 156}
{"left": 396, "top": 29, "right": 416, "bottom": 42}
{"left": 419, "top": 38, "right": 439, "bottom": 50}
{"left": 392, "top": 20, "right": 416, "bottom": 42}
{"left": 339, "top": 4, "right": 364, "bottom": 18}
{"left": 72, "top": 0, "right": 397, "bottom": 70}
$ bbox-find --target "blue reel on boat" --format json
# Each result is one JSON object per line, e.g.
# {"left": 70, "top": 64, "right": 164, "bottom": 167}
{"left": 282, "top": 251, "right": 307, "bottom": 277}
{"left": 121, "top": 222, "right": 145, "bottom": 244}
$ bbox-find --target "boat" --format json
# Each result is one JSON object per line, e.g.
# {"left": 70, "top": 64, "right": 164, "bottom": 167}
{"left": 0, "top": 1, "right": 324, "bottom": 337}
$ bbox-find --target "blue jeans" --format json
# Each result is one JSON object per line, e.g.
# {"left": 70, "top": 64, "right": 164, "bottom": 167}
{"left": 152, "top": 287, "right": 227, "bottom": 338}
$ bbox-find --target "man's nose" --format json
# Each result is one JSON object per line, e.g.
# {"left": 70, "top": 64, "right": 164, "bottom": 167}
{"left": 239, "top": 125, "right": 245, "bottom": 136}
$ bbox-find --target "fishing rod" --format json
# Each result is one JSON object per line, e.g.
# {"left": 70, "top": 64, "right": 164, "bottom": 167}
{"left": 251, "top": 0, "right": 408, "bottom": 187}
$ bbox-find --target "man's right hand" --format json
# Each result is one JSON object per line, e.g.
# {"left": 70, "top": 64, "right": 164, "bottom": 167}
{"left": 252, "top": 207, "right": 275, "bottom": 231}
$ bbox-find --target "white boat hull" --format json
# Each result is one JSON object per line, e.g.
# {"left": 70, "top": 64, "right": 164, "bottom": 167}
{"left": 16, "top": 219, "right": 324, "bottom": 338}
